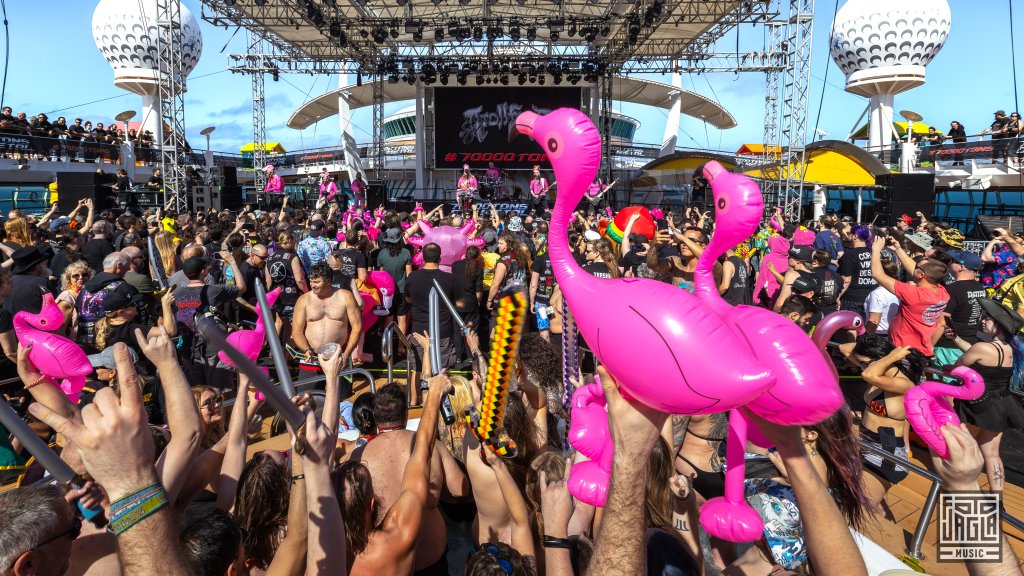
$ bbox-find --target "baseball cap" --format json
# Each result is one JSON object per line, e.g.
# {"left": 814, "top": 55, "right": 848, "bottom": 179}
{"left": 49, "top": 216, "right": 70, "bottom": 232}
{"left": 788, "top": 245, "right": 814, "bottom": 263}
{"left": 905, "top": 231, "right": 933, "bottom": 251}
{"left": 948, "top": 250, "right": 982, "bottom": 272}
{"left": 791, "top": 274, "right": 819, "bottom": 294}
{"left": 898, "top": 214, "right": 914, "bottom": 226}
{"left": 583, "top": 230, "right": 601, "bottom": 242}
{"left": 88, "top": 345, "right": 138, "bottom": 370}
{"left": 996, "top": 110, "right": 1007, "bottom": 115}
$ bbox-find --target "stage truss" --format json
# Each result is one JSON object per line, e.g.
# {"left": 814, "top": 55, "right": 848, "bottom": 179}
{"left": 198, "top": 0, "right": 814, "bottom": 205}
{"left": 156, "top": 0, "right": 189, "bottom": 212}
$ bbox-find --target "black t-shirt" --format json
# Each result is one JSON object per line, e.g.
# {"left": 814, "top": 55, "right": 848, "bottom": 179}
{"left": 937, "top": 279, "right": 986, "bottom": 348}
{"left": 147, "top": 176, "right": 163, "bottom": 190}
{"left": 812, "top": 266, "right": 842, "bottom": 308}
{"left": 618, "top": 250, "right": 644, "bottom": 277}
{"left": 114, "top": 175, "right": 131, "bottom": 191}
{"left": 530, "top": 253, "right": 556, "bottom": 305}
{"left": 406, "top": 268, "right": 459, "bottom": 336}
{"left": 82, "top": 238, "right": 114, "bottom": 272}
{"left": 331, "top": 270, "right": 354, "bottom": 292}
{"left": 67, "top": 124, "right": 86, "bottom": 137}
{"left": 838, "top": 246, "right": 877, "bottom": 303}
{"left": 450, "top": 259, "right": 484, "bottom": 314}
{"left": 9, "top": 275, "right": 49, "bottom": 314}
{"left": 337, "top": 247, "right": 367, "bottom": 279}
{"left": 582, "top": 261, "right": 613, "bottom": 279}
{"left": 722, "top": 255, "right": 753, "bottom": 306}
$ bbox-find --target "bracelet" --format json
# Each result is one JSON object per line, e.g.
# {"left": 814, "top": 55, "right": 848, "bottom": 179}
{"left": 109, "top": 482, "right": 162, "bottom": 514}
{"left": 291, "top": 474, "right": 305, "bottom": 482}
{"left": 542, "top": 535, "right": 574, "bottom": 549}
{"left": 24, "top": 374, "right": 52, "bottom": 390}
{"left": 108, "top": 487, "right": 168, "bottom": 536}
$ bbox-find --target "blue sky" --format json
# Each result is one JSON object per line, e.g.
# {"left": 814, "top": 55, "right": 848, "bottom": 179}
{"left": 2, "top": 0, "right": 1021, "bottom": 155}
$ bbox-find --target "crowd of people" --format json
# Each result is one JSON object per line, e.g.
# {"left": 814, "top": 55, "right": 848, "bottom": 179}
{"left": 0, "top": 182, "right": 1021, "bottom": 576}
{"left": 0, "top": 105, "right": 161, "bottom": 162}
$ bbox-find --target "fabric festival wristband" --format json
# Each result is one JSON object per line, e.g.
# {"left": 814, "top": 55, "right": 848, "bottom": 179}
{"left": 108, "top": 483, "right": 162, "bottom": 515}
{"left": 108, "top": 489, "right": 168, "bottom": 536}
{"left": 542, "top": 535, "right": 574, "bottom": 549}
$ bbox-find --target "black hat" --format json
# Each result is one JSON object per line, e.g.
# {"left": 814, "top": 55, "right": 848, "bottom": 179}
{"left": 788, "top": 245, "right": 814, "bottom": 263}
{"left": 791, "top": 274, "right": 819, "bottom": 294}
{"left": 11, "top": 246, "right": 48, "bottom": 275}
{"left": 978, "top": 298, "right": 1024, "bottom": 336}
{"left": 183, "top": 255, "right": 209, "bottom": 280}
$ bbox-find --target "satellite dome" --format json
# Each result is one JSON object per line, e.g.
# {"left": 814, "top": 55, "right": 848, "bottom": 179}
{"left": 92, "top": 0, "right": 203, "bottom": 95}
{"left": 829, "top": 0, "right": 950, "bottom": 79}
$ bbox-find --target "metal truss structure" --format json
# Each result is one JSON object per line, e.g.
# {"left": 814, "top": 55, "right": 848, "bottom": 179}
{"left": 762, "top": 0, "right": 814, "bottom": 220}
{"left": 156, "top": 0, "right": 189, "bottom": 212}
{"left": 248, "top": 32, "right": 269, "bottom": 192}
{"left": 372, "top": 72, "right": 385, "bottom": 180}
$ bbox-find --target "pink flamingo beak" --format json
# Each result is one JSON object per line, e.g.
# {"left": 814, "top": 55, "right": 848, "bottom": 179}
{"left": 701, "top": 160, "right": 728, "bottom": 183}
{"left": 509, "top": 111, "right": 539, "bottom": 141}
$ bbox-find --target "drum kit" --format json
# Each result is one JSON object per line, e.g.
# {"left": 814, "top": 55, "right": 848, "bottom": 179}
{"left": 480, "top": 175, "right": 512, "bottom": 201}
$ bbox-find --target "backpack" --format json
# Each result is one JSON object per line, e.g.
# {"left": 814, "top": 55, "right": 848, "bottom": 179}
{"left": 77, "top": 280, "right": 125, "bottom": 351}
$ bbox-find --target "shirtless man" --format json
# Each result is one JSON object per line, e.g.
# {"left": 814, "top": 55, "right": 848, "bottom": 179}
{"left": 346, "top": 335, "right": 470, "bottom": 574}
{"left": 291, "top": 262, "right": 361, "bottom": 363}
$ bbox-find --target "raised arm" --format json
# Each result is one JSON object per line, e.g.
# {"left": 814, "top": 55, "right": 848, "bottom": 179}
{"left": 82, "top": 198, "right": 95, "bottom": 232}
{"left": 870, "top": 236, "right": 898, "bottom": 294}
{"left": 860, "top": 346, "right": 916, "bottom": 394}
{"left": 265, "top": 453, "right": 308, "bottom": 576}
{"left": 137, "top": 327, "right": 202, "bottom": 505}
{"left": 319, "top": 348, "right": 345, "bottom": 434}
{"left": 539, "top": 465, "right": 575, "bottom": 576}
{"left": 485, "top": 447, "right": 536, "bottom": 558}
{"left": 769, "top": 207, "right": 784, "bottom": 233}
{"left": 215, "top": 374, "right": 251, "bottom": 511}
{"left": 299, "top": 406, "right": 347, "bottom": 576}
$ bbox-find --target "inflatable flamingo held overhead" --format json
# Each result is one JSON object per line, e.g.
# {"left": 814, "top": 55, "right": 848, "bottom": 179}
{"left": 218, "top": 287, "right": 283, "bottom": 367}
{"left": 689, "top": 162, "right": 846, "bottom": 541}
{"left": 811, "top": 310, "right": 866, "bottom": 382}
{"left": 14, "top": 293, "right": 92, "bottom": 402}
{"left": 510, "top": 108, "right": 774, "bottom": 415}
{"left": 407, "top": 220, "right": 484, "bottom": 273}
{"left": 904, "top": 366, "right": 984, "bottom": 459}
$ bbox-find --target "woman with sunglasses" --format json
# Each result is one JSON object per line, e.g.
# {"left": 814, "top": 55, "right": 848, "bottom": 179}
{"left": 56, "top": 261, "right": 94, "bottom": 337}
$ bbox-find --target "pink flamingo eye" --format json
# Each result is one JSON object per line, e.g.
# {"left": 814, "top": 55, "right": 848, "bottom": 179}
{"left": 717, "top": 198, "right": 727, "bottom": 210}
{"left": 854, "top": 318, "right": 863, "bottom": 327}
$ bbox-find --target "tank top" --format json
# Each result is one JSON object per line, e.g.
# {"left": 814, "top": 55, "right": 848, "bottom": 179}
{"left": 722, "top": 256, "right": 753, "bottom": 306}
{"left": 971, "top": 343, "right": 1013, "bottom": 394}
{"left": 267, "top": 250, "right": 299, "bottom": 308}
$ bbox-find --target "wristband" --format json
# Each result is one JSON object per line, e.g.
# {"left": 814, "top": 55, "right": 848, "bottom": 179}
{"left": 25, "top": 374, "right": 52, "bottom": 390}
{"left": 108, "top": 487, "right": 168, "bottom": 536}
{"left": 291, "top": 474, "right": 305, "bottom": 482}
{"left": 108, "top": 482, "right": 162, "bottom": 514}
{"left": 542, "top": 535, "right": 574, "bottom": 549}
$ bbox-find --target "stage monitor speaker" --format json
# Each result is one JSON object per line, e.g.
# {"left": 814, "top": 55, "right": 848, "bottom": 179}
{"left": 219, "top": 185, "right": 244, "bottom": 210}
{"left": 56, "top": 172, "right": 115, "bottom": 212}
{"left": 974, "top": 214, "right": 1024, "bottom": 240}
{"left": 366, "top": 180, "right": 387, "bottom": 207}
{"left": 211, "top": 166, "right": 237, "bottom": 188}
{"left": 873, "top": 173, "right": 935, "bottom": 227}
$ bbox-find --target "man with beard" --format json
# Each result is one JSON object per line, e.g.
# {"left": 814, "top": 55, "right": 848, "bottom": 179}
{"left": 291, "top": 262, "right": 361, "bottom": 365}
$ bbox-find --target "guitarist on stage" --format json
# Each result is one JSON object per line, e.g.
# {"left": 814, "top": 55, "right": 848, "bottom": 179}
{"left": 529, "top": 165, "right": 553, "bottom": 214}
{"left": 586, "top": 177, "right": 617, "bottom": 210}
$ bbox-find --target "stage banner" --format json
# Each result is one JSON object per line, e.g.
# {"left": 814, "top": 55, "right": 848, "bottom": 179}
{"left": 433, "top": 87, "right": 583, "bottom": 170}
{"left": 920, "top": 137, "right": 1023, "bottom": 162}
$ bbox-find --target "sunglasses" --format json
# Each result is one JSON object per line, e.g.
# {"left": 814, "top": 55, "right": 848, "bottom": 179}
{"left": 71, "top": 273, "right": 91, "bottom": 279}
{"left": 202, "top": 396, "right": 223, "bottom": 410}
{"left": 35, "top": 516, "right": 82, "bottom": 551}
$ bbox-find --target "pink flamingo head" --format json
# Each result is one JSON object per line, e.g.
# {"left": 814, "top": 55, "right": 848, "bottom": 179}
{"left": 14, "top": 293, "right": 64, "bottom": 333}
{"left": 701, "top": 162, "right": 765, "bottom": 250}
{"left": 510, "top": 109, "right": 601, "bottom": 210}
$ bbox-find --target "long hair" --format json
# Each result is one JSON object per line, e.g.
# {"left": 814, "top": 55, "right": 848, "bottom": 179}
{"left": 501, "top": 233, "right": 531, "bottom": 270}
{"left": 645, "top": 437, "right": 677, "bottom": 535}
{"left": 464, "top": 245, "right": 484, "bottom": 280}
{"left": 853, "top": 334, "right": 928, "bottom": 383}
{"left": 811, "top": 406, "right": 873, "bottom": 530}
{"left": 154, "top": 231, "right": 178, "bottom": 276}
{"left": 4, "top": 217, "right": 30, "bottom": 247}
{"left": 590, "top": 238, "right": 620, "bottom": 278}
{"left": 333, "top": 460, "right": 377, "bottom": 555}
{"left": 235, "top": 452, "right": 290, "bottom": 569}
{"left": 191, "top": 385, "right": 226, "bottom": 449}
{"left": 497, "top": 390, "right": 541, "bottom": 492}
{"left": 525, "top": 450, "right": 568, "bottom": 541}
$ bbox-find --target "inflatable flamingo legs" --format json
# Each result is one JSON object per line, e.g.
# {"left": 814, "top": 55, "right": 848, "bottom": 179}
{"left": 904, "top": 366, "right": 985, "bottom": 459}
{"left": 566, "top": 380, "right": 614, "bottom": 507}
{"left": 510, "top": 109, "right": 775, "bottom": 416}
{"left": 13, "top": 293, "right": 92, "bottom": 402}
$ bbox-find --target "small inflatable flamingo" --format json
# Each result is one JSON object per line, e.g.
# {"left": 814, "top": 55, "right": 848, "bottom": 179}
{"left": 217, "top": 287, "right": 282, "bottom": 367}
{"left": 692, "top": 162, "right": 845, "bottom": 542}
{"left": 511, "top": 108, "right": 774, "bottom": 415}
{"left": 904, "top": 366, "right": 985, "bottom": 459}
{"left": 566, "top": 381, "right": 614, "bottom": 507}
{"left": 811, "top": 310, "right": 866, "bottom": 381}
{"left": 14, "top": 293, "right": 92, "bottom": 402}
{"left": 407, "top": 220, "right": 484, "bottom": 272}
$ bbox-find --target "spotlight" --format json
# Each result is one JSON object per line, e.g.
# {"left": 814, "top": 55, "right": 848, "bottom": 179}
{"left": 460, "top": 0, "right": 471, "bottom": 4}
{"left": 526, "top": 26, "right": 536, "bottom": 40}
{"left": 500, "top": 75, "right": 509, "bottom": 85}
{"left": 549, "top": 30, "right": 559, "bottom": 42}
{"left": 487, "top": 26, "right": 501, "bottom": 40}
{"left": 413, "top": 28, "right": 423, "bottom": 41}
{"left": 538, "top": 74, "right": 545, "bottom": 85}
{"left": 601, "top": 26, "right": 610, "bottom": 37}
{"left": 568, "top": 21, "right": 577, "bottom": 37}
{"left": 398, "top": 0, "right": 408, "bottom": 5}
{"left": 329, "top": 20, "right": 341, "bottom": 36}
{"left": 475, "top": 74, "right": 484, "bottom": 85}
{"left": 372, "top": 27, "right": 387, "bottom": 43}
{"left": 509, "top": 25, "right": 520, "bottom": 41}
{"left": 405, "top": 19, "right": 420, "bottom": 33}
{"left": 472, "top": 26, "right": 483, "bottom": 41}
{"left": 359, "top": 28, "right": 369, "bottom": 38}
{"left": 254, "top": 0, "right": 266, "bottom": 5}
{"left": 584, "top": 28, "right": 596, "bottom": 43}
{"left": 390, "top": 27, "right": 399, "bottom": 39}
{"left": 440, "top": 73, "right": 449, "bottom": 85}
{"left": 516, "top": 0, "right": 527, "bottom": 4}
{"left": 323, "top": 0, "right": 336, "bottom": 6}
{"left": 518, "top": 74, "right": 526, "bottom": 84}
{"left": 432, "top": 0, "right": 443, "bottom": 4}
{"left": 338, "top": 31, "right": 348, "bottom": 47}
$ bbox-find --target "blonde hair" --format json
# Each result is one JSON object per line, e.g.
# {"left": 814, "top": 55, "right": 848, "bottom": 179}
{"left": 60, "top": 261, "right": 93, "bottom": 292}
{"left": 448, "top": 374, "right": 474, "bottom": 419}
{"left": 4, "top": 217, "right": 30, "bottom": 246}
{"left": 192, "top": 385, "right": 226, "bottom": 449}
{"left": 153, "top": 231, "right": 177, "bottom": 277}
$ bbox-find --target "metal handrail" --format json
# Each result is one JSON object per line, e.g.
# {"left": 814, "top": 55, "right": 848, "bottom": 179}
{"left": 381, "top": 320, "right": 417, "bottom": 406}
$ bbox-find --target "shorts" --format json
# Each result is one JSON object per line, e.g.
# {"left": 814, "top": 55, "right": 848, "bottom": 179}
{"left": 411, "top": 335, "right": 457, "bottom": 372}
{"left": 535, "top": 302, "right": 552, "bottom": 330}
{"left": 861, "top": 426, "right": 909, "bottom": 484}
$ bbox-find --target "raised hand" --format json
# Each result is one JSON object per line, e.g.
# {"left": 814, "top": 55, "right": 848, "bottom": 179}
{"left": 930, "top": 423, "right": 985, "bottom": 491}
{"left": 540, "top": 464, "right": 574, "bottom": 536}
{"left": 134, "top": 326, "right": 176, "bottom": 367}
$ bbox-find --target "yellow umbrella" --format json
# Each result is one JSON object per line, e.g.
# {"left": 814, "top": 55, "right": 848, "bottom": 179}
{"left": 850, "top": 121, "right": 934, "bottom": 141}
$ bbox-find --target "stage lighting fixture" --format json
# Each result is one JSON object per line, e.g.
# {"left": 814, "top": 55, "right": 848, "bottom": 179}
{"left": 584, "top": 28, "right": 596, "bottom": 43}
{"left": 601, "top": 25, "right": 610, "bottom": 37}
{"left": 372, "top": 27, "right": 388, "bottom": 43}
{"left": 435, "top": 27, "right": 444, "bottom": 40}
{"left": 549, "top": 30, "right": 559, "bottom": 42}
{"left": 432, "top": 0, "right": 443, "bottom": 4}
{"left": 459, "top": 0, "right": 471, "bottom": 5}
{"left": 538, "top": 75, "right": 545, "bottom": 85}
{"left": 526, "top": 26, "right": 536, "bottom": 40}
{"left": 329, "top": 20, "right": 341, "bottom": 36}
{"left": 224, "top": 0, "right": 235, "bottom": 5}
{"left": 359, "top": 28, "right": 369, "bottom": 38}
{"left": 413, "top": 28, "right": 423, "bottom": 41}
{"left": 390, "top": 27, "right": 399, "bottom": 39}
{"left": 472, "top": 26, "right": 483, "bottom": 41}
{"left": 547, "top": 18, "right": 563, "bottom": 31}
{"left": 405, "top": 19, "right": 419, "bottom": 33}
{"left": 323, "top": 0, "right": 336, "bottom": 6}
{"left": 516, "top": 0, "right": 527, "bottom": 5}
{"left": 500, "top": 75, "right": 509, "bottom": 85}
{"left": 567, "top": 21, "right": 577, "bottom": 37}
{"left": 397, "top": 0, "right": 408, "bottom": 5}
{"left": 487, "top": 26, "right": 501, "bottom": 40}
{"left": 509, "top": 26, "right": 520, "bottom": 41}
{"left": 440, "top": 74, "right": 449, "bottom": 85}
{"left": 475, "top": 74, "right": 484, "bottom": 85}
{"left": 528, "top": 75, "right": 536, "bottom": 83}
{"left": 338, "top": 31, "right": 348, "bottom": 47}
{"left": 254, "top": 0, "right": 266, "bottom": 5}
{"left": 518, "top": 74, "right": 526, "bottom": 84}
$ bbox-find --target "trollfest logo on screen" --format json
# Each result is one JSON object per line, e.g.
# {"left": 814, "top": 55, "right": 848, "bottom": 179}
{"left": 459, "top": 103, "right": 551, "bottom": 145}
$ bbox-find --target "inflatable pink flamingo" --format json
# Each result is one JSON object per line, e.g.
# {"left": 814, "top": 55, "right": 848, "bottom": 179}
{"left": 217, "top": 287, "right": 282, "bottom": 367}
{"left": 407, "top": 220, "right": 484, "bottom": 272}
{"left": 811, "top": 310, "right": 866, "bottom": 381}
{"left": 510, "top": 109, "right": 774, "bottom": 415}
{"left": 692, "top": 162, "right": 845, "bottom": 541}
{"left": 14, "top": 293, "right": 92, "bottom": 402}
{"left": 566, "top": 381, "right": 614, "bottom": 507}
{"left": 358, "top": 270, "right": 398, "bottom": 333}
{"left": 904, "top": 366, "right": 985, "bottom": 459}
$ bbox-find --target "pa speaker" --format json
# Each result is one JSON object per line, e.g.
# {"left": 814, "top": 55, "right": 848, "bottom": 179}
{"left": 366, "top": 180, "right": 387, "bottom": 207}
{"left": 56, "top": 172, "right": 115, "bottom": 211}
{"left": 211, "top": 166, "right": 237, "bottom": 188}
{"left": 873, "top": 173, "right": 935, "bottom": 227}
{"left": 219, "top": 185, "right": 244, "bottom": 210}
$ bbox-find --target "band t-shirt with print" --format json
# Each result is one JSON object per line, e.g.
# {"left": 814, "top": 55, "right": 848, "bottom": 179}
{"left": 888, "top": 281, "right": 949, "bottom": 356}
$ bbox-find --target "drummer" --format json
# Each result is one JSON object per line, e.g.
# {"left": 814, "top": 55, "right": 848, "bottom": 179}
{"left": 484, "top": 161, "right": 501, "bottom": 180}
